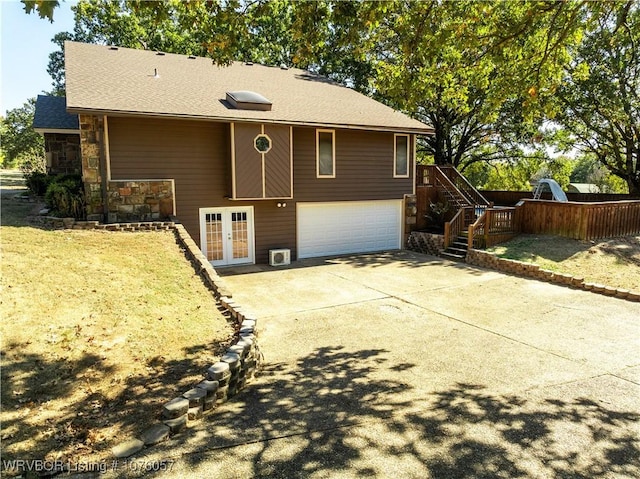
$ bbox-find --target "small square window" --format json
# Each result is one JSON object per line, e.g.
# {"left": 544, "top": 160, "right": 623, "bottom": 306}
{"left": 316, "top": 129, "right": 335, "bottom": 178}
{"left": 394, "top": 134, "right": 410, "bottom": 178}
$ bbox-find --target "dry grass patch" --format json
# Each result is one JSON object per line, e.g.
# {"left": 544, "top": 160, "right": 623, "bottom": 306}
{"left": 1, "top": 181, "right": 234, "bottom": 469}
{"left": 488, "top": 234, "right": 640, "bottom": 292}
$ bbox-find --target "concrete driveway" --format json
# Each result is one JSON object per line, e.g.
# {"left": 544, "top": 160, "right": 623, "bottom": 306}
{"left": 128, "top": 251, "right": 639, "bottom": 478}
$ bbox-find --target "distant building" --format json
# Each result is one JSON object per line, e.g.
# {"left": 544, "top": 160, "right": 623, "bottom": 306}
{"left": 568, "top": 183, "right": 601, "bottom": 194}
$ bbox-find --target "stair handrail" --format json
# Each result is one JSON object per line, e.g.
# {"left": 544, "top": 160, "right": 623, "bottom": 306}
{"left": 444, "top": 206, "right": 474, "bottom": 248}
{"left": 467, "top": 210, "right": 488, "bottom": 250}
{"left": 433, "top": 168, "right": 474, "bottom": 208}
{"left": 439, "top": 166, "right": 491, "bottom": 206}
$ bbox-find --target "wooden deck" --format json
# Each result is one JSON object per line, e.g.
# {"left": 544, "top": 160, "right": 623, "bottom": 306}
{"left": 414, "top": 165, "right": 640, "bottom": 252}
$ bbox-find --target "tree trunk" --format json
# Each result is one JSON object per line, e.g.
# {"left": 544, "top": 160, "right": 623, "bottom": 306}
{"left": 628, "top": 179, "right": 640, "bottom": 197}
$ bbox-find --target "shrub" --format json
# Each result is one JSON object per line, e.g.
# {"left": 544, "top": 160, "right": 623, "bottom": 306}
{"left": 25, "top": 171, "right": 53, "bottom": 196}
{"left": 45, "top": 174, "right": 85, "bottom": 219}
{"left": 426, "top": 200, "right": 451, "bottom": 230}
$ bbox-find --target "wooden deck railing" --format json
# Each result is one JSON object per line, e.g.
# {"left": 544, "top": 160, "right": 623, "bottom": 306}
{"left": 417, "top": 165, "right": 640, "bottom": 251}
{"left": 517, "top": 199, "right": 640, "bottom": 240}
{"left": 468, "top": 207, "right": 519, "bottom": 249}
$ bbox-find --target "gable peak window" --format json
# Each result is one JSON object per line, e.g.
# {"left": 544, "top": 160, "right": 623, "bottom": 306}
{"left": 316, "top": 129, "right": 335, "bottom": 178}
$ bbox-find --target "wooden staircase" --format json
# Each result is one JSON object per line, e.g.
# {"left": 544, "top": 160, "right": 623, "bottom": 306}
{"left": 417, "top": 165, "right": 492, "bottom": 260}
{"left": 441, "top": 230, "right": 470, "bottom": 261}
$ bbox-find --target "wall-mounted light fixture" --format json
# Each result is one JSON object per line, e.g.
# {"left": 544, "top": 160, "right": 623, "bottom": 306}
{"left": 277, "top": 202, "right": 287, "bottom": 208}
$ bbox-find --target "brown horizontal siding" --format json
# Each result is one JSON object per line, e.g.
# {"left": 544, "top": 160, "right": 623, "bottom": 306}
{"left": 107, "top": 117, "right": 413, "bottom": 264}
{"left": 108, "top": 116, "right": 230, "bottom": 242}
{"left": 293, "top": 127, "right": 413, "bottom": 201}
{"left": 252, "top": 202, "right": 296, "bottom": 263}
{"left": 107, "top": 116, "right": 294, "bottom": 262}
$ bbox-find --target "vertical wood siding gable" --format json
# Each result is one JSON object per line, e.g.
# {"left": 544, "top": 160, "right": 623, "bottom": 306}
{"left": 233, "top": 123, "right": 263, "bottom": 199}
{"left": 264, "top": 125, "right": 292, "bottom": 198}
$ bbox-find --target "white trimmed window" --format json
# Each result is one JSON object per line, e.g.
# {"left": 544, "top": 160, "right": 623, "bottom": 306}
{"left": 394, "top": 134, "right": 410, "bottom": 178}
{"left": 316, "top": 129, "right": 335, "bottom": 178}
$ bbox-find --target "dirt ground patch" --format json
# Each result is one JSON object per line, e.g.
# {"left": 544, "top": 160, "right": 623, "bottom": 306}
{"left": 0, "top": 171, "right": 234, "bottom": 472}
{"left": 488, "top": 234, "right": 640, "bottom": 292}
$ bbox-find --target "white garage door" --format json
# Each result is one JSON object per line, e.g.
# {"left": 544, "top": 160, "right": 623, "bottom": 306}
{"left": 297, "top": 200, "right": 403, "bottom": 259}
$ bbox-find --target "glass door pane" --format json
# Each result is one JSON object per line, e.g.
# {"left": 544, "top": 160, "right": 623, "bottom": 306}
{"left": 205, "top": 212, "right": 224, "bottom": 261}
{"left": 230, "top": 211, "right": 249, "bottom": 259}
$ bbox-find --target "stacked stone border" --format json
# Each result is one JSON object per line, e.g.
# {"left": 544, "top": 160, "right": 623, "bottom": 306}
{"left": 466, "top": 248, "right": 640, "bottom": 303}
{"left": 406, "top": 231, "right": 445, "bottom": 256}
{"left": 43, "top": 217, "right": 263, "bottom": 459}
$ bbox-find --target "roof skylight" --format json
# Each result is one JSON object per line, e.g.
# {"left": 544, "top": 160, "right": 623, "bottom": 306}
{"left": 226, "top": 91, "right": 272, "bottom": 111}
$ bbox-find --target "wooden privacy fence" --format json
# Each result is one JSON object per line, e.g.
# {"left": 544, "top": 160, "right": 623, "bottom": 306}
{"left": 516, "top": 199, "right": 640, "bottom": 240}
{"left": 481, "top": 190, "right": 636, "bottom": 206}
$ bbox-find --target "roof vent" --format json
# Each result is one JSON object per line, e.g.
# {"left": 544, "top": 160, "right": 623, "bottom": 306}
{"left": 226, "top": 91, "right": 272, "bottom": 111}
{"left": 280, "top": 64, "right": 289, "bottom": 70}
{"left": 188, "top": 55, "right": 196, "bottom": 59}
{"left": 155, "top": 51, "right": 165, "bottom": 56}
{"left": 109, "top": 46, "right": 118, "bottom": 50}
{"left": 245, "top": 61, "right": 254, "bottom": 66}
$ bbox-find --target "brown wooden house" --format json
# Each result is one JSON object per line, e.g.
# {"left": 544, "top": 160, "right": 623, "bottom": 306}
{"left": 63, "top": 41, "right": 433, "bottom": 265}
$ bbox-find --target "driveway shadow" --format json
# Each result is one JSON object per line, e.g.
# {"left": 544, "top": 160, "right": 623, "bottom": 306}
{"left": 130, "top": 348, "right": 639, "bottom": 478}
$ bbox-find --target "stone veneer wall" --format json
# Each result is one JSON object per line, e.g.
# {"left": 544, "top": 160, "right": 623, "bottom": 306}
{"left": 107, "top": 180, "right": 175, "bottom": 223}
{"left": 44, "top": 133, "right": 81, "bottom": 174}
{"left": 404, "top": 194, "right": 418, "bottom": 246}
{"left": 466, "top": 248, "right": 640, "bottom": 302}
{"left": 407, "top": 231, "right": 445, "bottom": 256}
{"left": 79, "top": 115, "right": 105, "bottom": 221}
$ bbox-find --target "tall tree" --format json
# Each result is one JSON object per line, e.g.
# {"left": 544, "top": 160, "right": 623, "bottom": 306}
{"left": 36, "top": 0, "right": 599, "bottom": 179}
{"left": 47, "top": 0, "right": 215, "bottom": 94}
{"left": 314, "top": 1, "right": 586, "bottom": 171}
{"left": 0, "top": 98, "right": 44, "bottom": 166}
{"left": 555, "top": 2, "right": 639, "bottom": 195}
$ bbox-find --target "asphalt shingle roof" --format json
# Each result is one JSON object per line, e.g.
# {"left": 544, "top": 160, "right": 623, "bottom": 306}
{"left": 33, "top": 95, "right": 79, "bottom": 130}
{"left": 64, "top": 41, "right": 432, "bottom": 134}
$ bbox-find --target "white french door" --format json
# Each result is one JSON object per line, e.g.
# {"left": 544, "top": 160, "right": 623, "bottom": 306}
{"left": 199, "top": 207, "right": 255, "bottom": 266}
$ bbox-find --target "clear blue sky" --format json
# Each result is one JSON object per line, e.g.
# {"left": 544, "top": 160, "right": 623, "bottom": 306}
{"left": 1, "top": 0, "right": 76, "bottom": 114}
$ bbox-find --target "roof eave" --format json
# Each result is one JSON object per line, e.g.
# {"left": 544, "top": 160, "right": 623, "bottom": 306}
{"left": 66, "top": 107, "right": 434, "bottom": 136}
{"left": 34, "top": 127, "right": 81, "bottom": 135}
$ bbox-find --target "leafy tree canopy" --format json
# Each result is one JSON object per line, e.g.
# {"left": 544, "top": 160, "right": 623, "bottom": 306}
{"left": 554, "top": 1, "right": 639, "bottom": 195}
{"left": 0, "top": 98, "right": 44, "bottom": 167}
{"left": 30, "top": 0, "right": 638, "bottom": 194}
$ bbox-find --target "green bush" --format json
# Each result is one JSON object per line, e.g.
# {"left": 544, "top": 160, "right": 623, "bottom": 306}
{"left": 25, "top": 171, "right": 53, "bottom": 196}
{"left": 44, "top": 174, "right": 85, "bottom": 219}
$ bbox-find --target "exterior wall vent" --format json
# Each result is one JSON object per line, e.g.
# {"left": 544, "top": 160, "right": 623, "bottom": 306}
{"left": 226, "top": 91, "right": 272, "bottom": 111}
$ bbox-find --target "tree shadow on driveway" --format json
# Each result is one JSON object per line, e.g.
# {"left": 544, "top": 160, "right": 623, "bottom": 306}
{"left": 134, "top": 347, "right": 639, "bottom": 479}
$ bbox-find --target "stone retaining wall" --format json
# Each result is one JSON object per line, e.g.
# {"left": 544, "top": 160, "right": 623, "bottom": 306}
{"left": 407, "top": 231, "right": 445, "bottom": 256}
{"left": 466, "top": 249, "right": 640, "bottom": 302}
{"left": 41, "top": 217, "right": 264, "bottom": 458}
